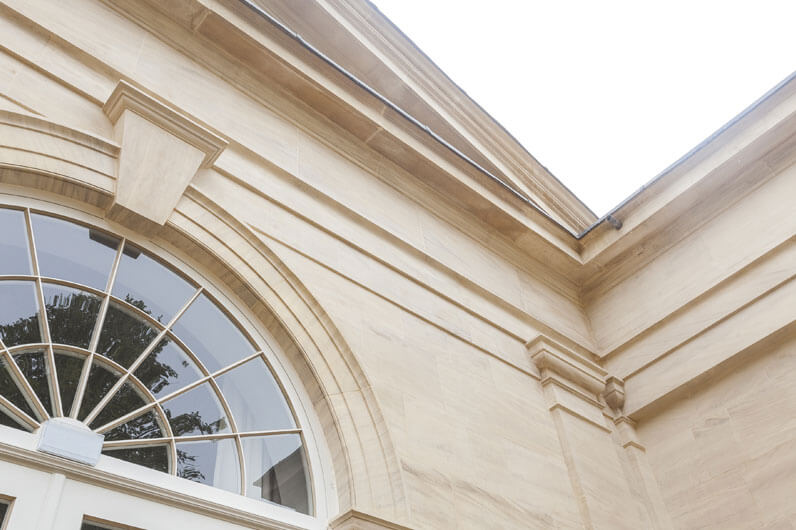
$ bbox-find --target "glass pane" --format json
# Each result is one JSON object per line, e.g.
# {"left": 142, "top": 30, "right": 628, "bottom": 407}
{"left": 31, "top": 214, "right": 119, "bottom": 290}
{"left": 81, "top": 522, "right": 115, "bottom": 530}
{"left": 171, "top": 294, "right": 255, "bottom": 373}
{"left": 0, "top": 408, "right": 28, "bottom": 430}
{"left": 0, "top": 208, "right": 32, "bottom": 275}
{"left": 0, "top": 501, "right": 7, "bottom": 526}
{"left": 162, "top": 383, "right": 230, "bottom": 437}
{"left": 112, "top": 244, "right": 195, "bottom": 323}
{"left": 78, "top": 363, "right": 120, "bottom": 421}
{"left": 134, "top": 337, "right": 202, "bottom": 399}
{"left": 42, "top": 284, "right": 101, "bottom": 348}
{"left": 176, "top": 438, "right": 239, "bottom": 493}
{"left": 89, "top": 382, "right": 148, "bottom": 431}
{"left": 0, "top": 281, "right": 41, "bottom": 347}
{"left": 243, "top": 434, "right": 311, "bottom": 514}
{"left": 215, "top": 357, "right": 295, "bottom": 432}
{"left": 55, "top": 353, "right": 84, "bottom": 416}
{"left": 96, "top": 303, "right": 159, "bottom": 368}
{"left": 0, "top": 356, "right": 36, "bottom": 419}
{"left": 102, "top": 445, "right": 168, "bottom": 473}
{"left": 103, "top": 410, "right": 164, "bottom": 441}
{"left": 13, "top": 351, "right": 52, "bottom": 416}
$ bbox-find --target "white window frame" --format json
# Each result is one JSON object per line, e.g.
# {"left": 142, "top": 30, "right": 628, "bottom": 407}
{"left": 0, "top": 191, "right": 336, "bottom": 530}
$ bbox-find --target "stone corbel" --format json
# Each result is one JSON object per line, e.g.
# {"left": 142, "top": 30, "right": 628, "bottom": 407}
{"left": 603, "top": 375, "right": 626, "bottom": 411}
{"left": 102, "top": 80, "right": 227, "bottom": 231}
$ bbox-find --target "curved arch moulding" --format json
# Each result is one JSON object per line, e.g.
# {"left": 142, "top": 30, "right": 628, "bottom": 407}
{"left": 0, "top": 95, "right": 408, "bottom": 527}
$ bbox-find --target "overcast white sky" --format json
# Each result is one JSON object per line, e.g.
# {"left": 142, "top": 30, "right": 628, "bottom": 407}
{"left": 371, "top": 0, "right": 795, "bottom": 216}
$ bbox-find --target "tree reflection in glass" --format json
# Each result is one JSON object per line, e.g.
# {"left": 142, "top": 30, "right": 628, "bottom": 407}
{"left": 0, "top": 356, "right": 37, "bottom": 422}
{"left": 103, "top": 410, "right": 163, "bottom": 441}
{"left": 96, "top": 301, "right": 159, "bottom": 368}
{"left": 90, "top": 382, "right": 147, "bottom": 431}
{"left": 42, "top": 284, "right": 101, "bottom": 348}
{"left": 102, "top": 446, "right": 169, "bottom": 473}
{"left": 78, "top": 363, "right": 120, "bottom": 421}
{"left": 134, "top": 337, "right": 201, "bottom": 399}
{"left": 0, "top": 281, "right": 41, "bottom": 347}
{"left": 55, "top": 353, "right": 86, "bottom": 418}
{"left": 161, "top": 383, "right": 229, "bottom": 437}
{"left": 13, "top": 351, "right": 52, "bottom": 417}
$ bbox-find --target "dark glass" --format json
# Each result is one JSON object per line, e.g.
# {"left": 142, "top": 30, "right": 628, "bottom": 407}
{"left": 0, "top": 356, "right": 36, "bottom": 419}
{"left": 96, "top": 303, "right": 159, "bottom": 368}
{"left": 103, "top": 410, "right": 163, "bottom": 441}
{"left": 0, "top": 501, "right": 7, "bottom": 527}
{"left": 102, "top": 445, "right": 169, "bottom": 473}
{"left": 134, "top": 337, "right": 202, "bottom": 398}
{"left": 176, "top": 438, "right": 239, "bottom": 493}
{"left": 0, "top": 408, "right": 26, "bottom": 430}
{"left": 0, "top": 208, "right": 32, "bottom": 275}
{"left": 89, "top": 382, "right": 147, "bottom": 431}
{"left": 55, "top": 353, "right": 85, "bottom": 416}
{"left": 0, "top": 281, "right": 41, "bottom": 347}
{"left": 81, "top": 522, "right": 114, "bottom": 530}
{"left": 13, "top": 351, "right": 52, "bottom": 416}
{"left": 215, "top": 357, "right": 295, "bottom": 432}
{"left": 31, "top": 214, "right": 119, "bottom": 290}
{"left": 171, "top": 294, "right": 255, "bottom": 373}
{"left": 112, "top": 244, "right": 195, "bottom": 323}
{"left": 42, "top": 284, "right": 101, "bottom": 348}
{"left": 243, "top": 434, "right": 311, "bottom": 514}
{"left": 78, "top": 363, "right": 120, "bottom": 421}
{"left": 161, "top": 383, "right": 230, "bottom": 437}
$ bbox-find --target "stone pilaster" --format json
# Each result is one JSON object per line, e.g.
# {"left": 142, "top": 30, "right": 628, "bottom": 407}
{"left": 527, "top": 335, "right": 642, "bottom": 529}
{"left": 603, "top": 379, "right": 673, "bottom": 529}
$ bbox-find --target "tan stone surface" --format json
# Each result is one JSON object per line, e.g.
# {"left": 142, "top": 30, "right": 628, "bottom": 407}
{"left": 637, "top": 330, "right": 796, "bottom": 529}
{"left": 0, "top": 0, "right": 794, "bottom": 528}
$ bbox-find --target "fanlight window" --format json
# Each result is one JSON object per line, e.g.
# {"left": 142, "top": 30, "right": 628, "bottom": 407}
{"left": 0, "top": 207, "right": 312, "bottom": 514}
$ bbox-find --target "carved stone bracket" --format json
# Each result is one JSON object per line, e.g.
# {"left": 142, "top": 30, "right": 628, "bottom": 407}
{"left": 103, "top": 80, "right": 227, "bottom": 230}
{"left": 604, "top": 375, "right": 626, "bottom": 411}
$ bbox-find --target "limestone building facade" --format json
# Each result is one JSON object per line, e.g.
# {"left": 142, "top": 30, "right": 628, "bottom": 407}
{"left": 0, "top": 1, "right": 794, "bottom": 529}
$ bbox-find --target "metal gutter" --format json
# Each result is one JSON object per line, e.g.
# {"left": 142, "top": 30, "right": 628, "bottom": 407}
{"left": 237, "top": 1, "right": 796, "bottom": 243}
{"left": 236, "top": 0, "right": 583, "bottom": 239}
{"left": 576, "top": 69, "right": 796, "bottom": 239}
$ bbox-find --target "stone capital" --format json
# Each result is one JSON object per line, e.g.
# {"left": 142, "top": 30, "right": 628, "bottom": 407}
{"left": 329, "top": 510, "right": 412, "bottom": 530}
{"left": 526, "top": 335, "right": 606, "bottom": 398}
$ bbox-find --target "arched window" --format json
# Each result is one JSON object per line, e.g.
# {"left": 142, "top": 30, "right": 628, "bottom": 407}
{"left": 0, "top": 206, "right": 312, "bottom": 515}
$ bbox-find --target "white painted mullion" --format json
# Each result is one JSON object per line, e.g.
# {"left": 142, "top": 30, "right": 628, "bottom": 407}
{"left": 0, "top": 343, "right": 49, "bottom": 421}
{"left": 83, "top": 288, "right": 204, "bottom": 426}
{"left": 0, "top": 391, "right": 39, "bottom": 430}
{"left": 24, "top": 209, "right": 63, "bottom": 417}
{"left": 71, "top": 238, "right": 126, "bottom": 418}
